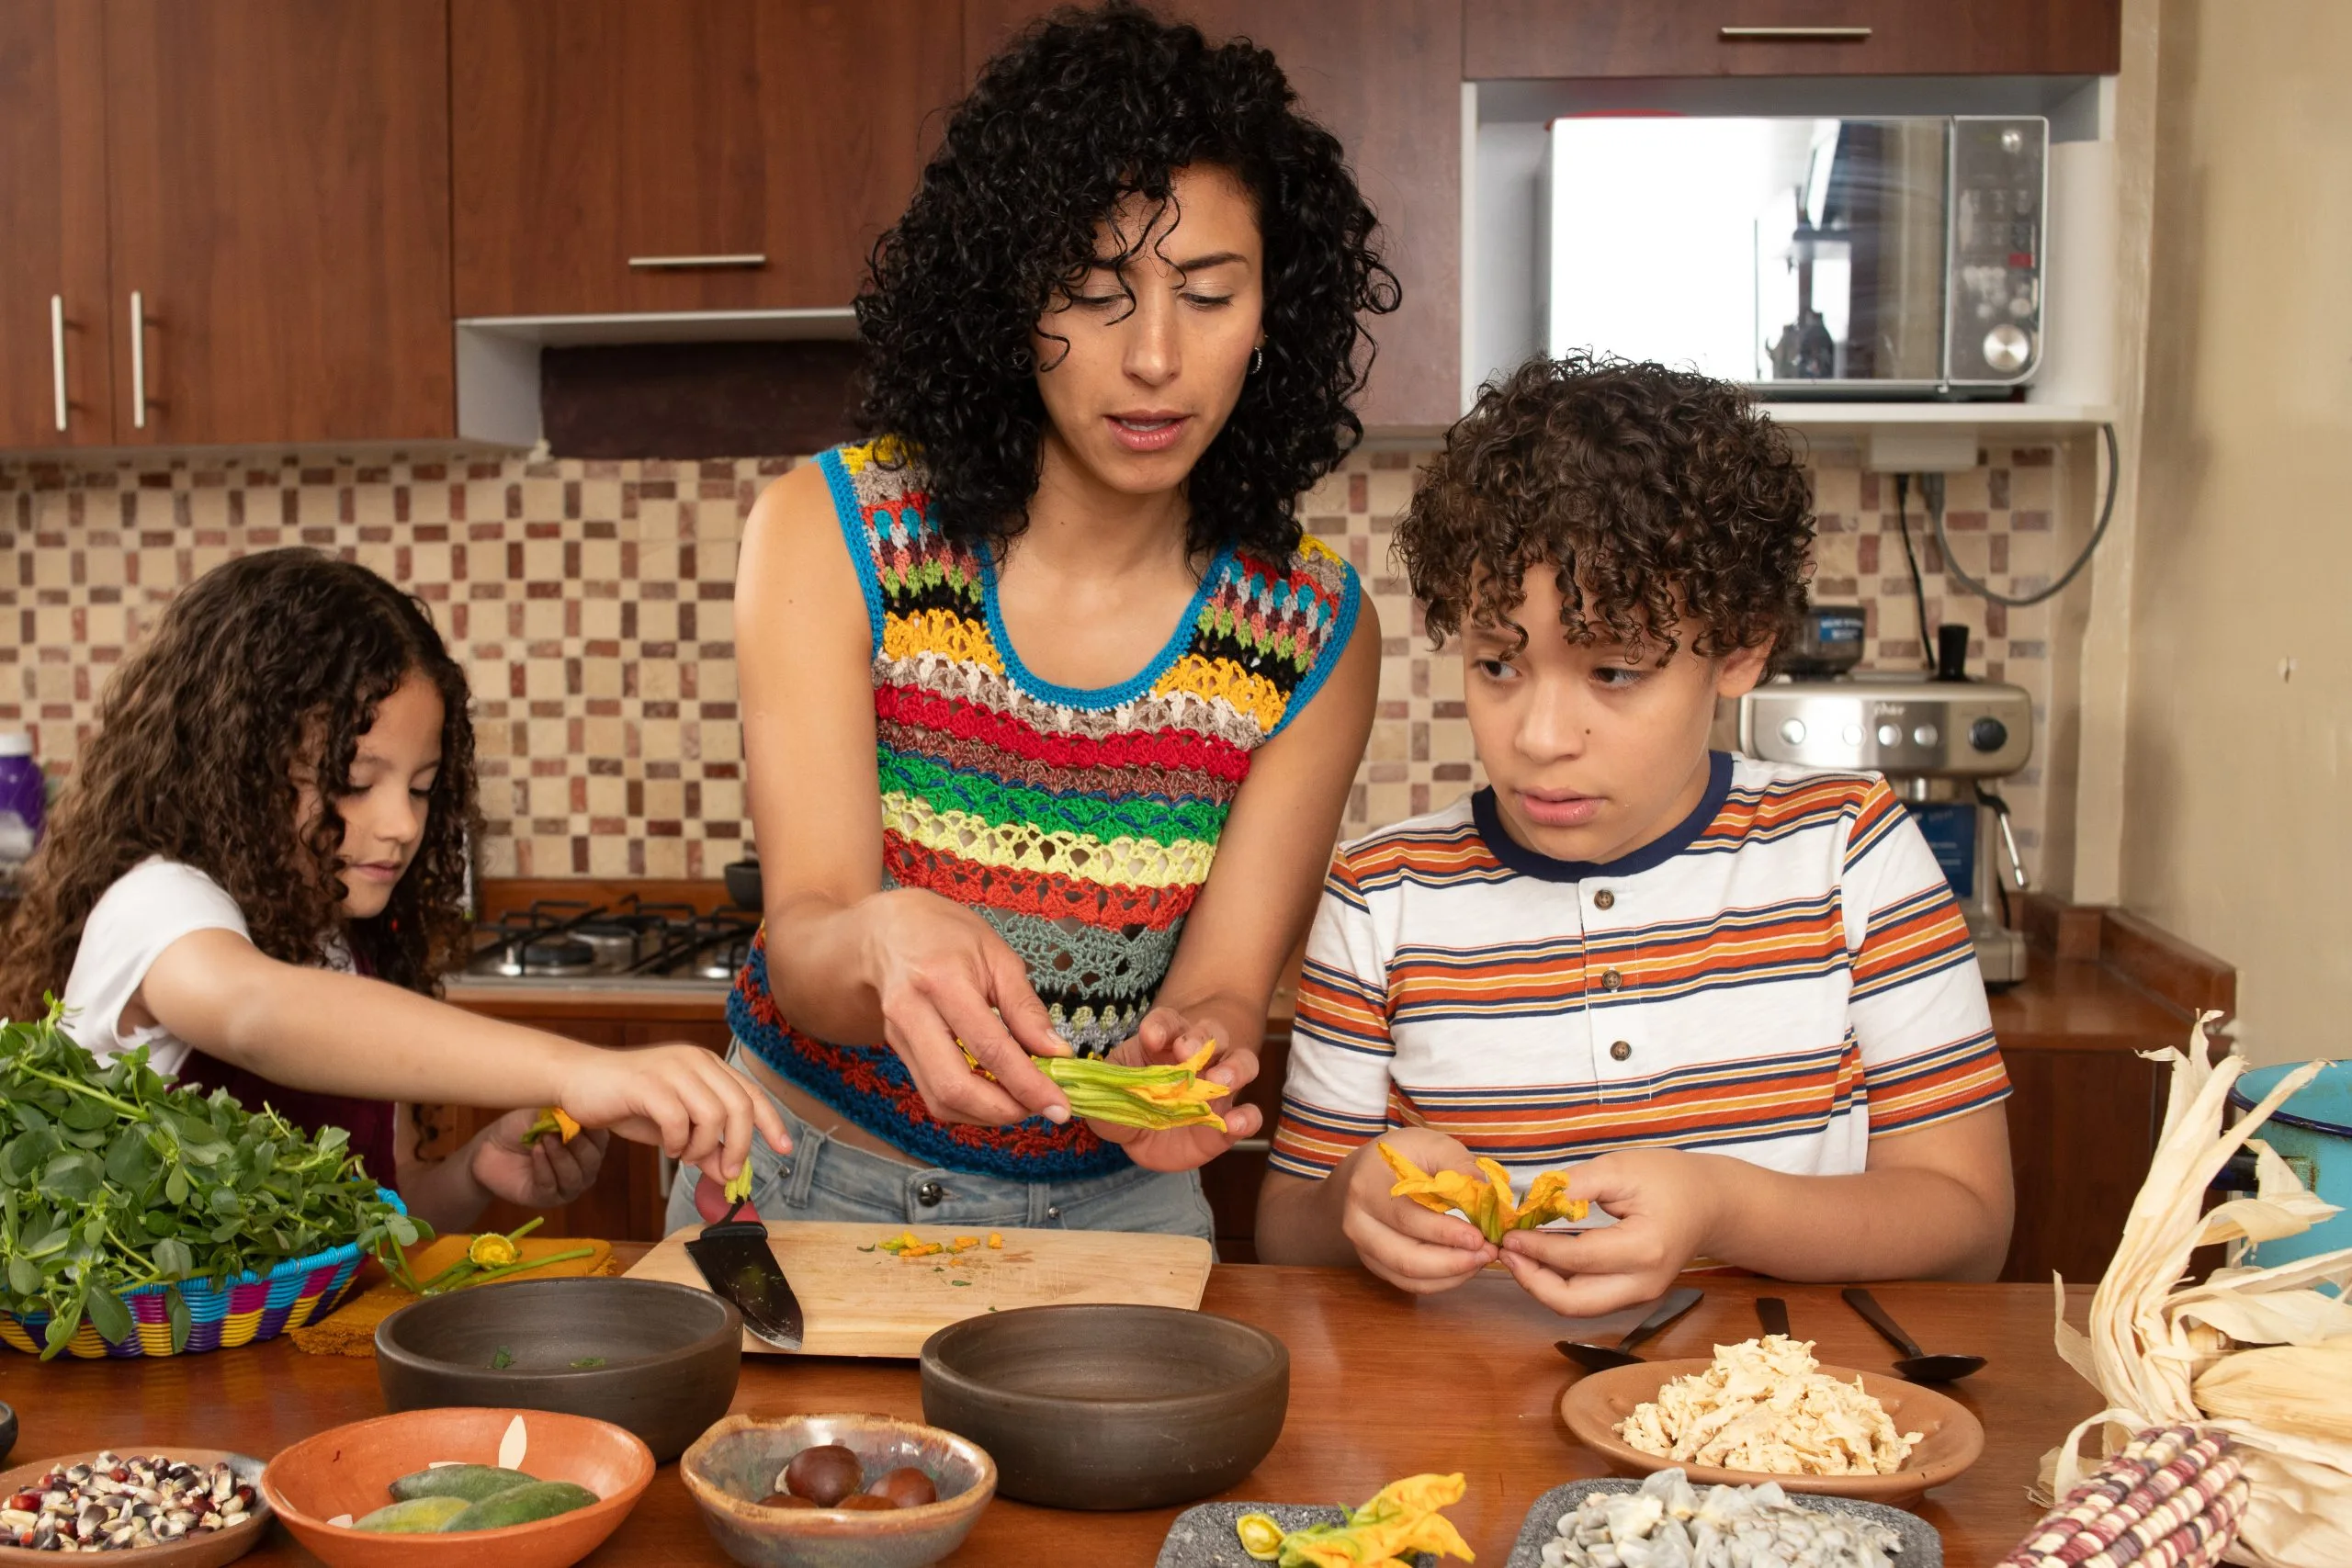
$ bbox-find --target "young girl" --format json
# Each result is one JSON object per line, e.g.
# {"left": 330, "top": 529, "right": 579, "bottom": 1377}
{"left": 0, "top": 549, "right": 786, "bottom": 1232}
{"left": 667, "top": 5, "right": 1391, "bottom": 1238}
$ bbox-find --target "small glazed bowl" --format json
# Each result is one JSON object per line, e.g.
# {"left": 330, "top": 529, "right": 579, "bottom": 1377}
{"left": 1560, "top": 1358, "right": 1986, "bottom": 1505}
{"left": 0, "top": 1450, "right": 268, "bottom": 1568}
{"left": 258, "top": 1406, "right": 654, "bottom": 1568}
{"left": 679, "top": 1412, "right": 995, "bottom": 1568}
{"left": 376, "top": 1276, "right": 741, "bottom": 1462}
{"left": 919, "top": 1303, "right": 1289, "bottom": 1510}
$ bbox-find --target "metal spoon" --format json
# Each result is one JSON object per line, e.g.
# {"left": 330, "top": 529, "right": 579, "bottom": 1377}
{"left": 1757, "top": 1295, "right": 1792, "bottom": 1338}
{"left": 1842, "top": 1286, "right": 1985, "bottom": 1382}
{"left": 1555, "top": 1285, "right": 1704, "bottom": 1371}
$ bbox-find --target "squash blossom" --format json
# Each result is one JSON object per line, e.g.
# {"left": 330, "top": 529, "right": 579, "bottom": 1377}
{"left": 1236, "top": 1472, "right": 1475, "bottom": 1567}
{"left": 521, "top": 1106, "right": 582, "bottom": 1145}
{"left": 723, "top": 1164, "right": 754, "bottom": 1207}
{"left": 468, "top": 1232, "right": 521, "bottom": 1269}
{"left": 1033, "top": 1043, "right": 1231, "bottom": 1132}
{"left": 1378, "top": 1143, "right": 1589, "bottom": 1245}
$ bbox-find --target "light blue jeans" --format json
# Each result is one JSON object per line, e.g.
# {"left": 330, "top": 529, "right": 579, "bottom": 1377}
{"left": 664, "top": 1041, "right": 1216, "bottom": 1243}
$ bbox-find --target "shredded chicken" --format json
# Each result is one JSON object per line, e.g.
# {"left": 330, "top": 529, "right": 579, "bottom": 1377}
{"left": 1616, "top": 1336, "right": 1922, "bottom": 1476}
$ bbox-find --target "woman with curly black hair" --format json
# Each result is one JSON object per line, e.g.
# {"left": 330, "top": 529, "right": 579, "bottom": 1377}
{"left": 0, "top": 549, "right": 788, "bottom": 1234}
{"left": 671, "top": 2, "right": 1393, "bottom": 1238}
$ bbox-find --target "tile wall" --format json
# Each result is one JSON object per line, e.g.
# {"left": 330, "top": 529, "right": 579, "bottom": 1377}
{"left": 2, "top": 439, "right": 2061, "bottom": 877}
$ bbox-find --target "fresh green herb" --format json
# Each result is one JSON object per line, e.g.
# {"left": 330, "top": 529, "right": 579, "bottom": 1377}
{"left": 570, "top": 1355, "right": 606, "bottom": 1368}
{"left": 950, "top": 1280, "right": 972, "bottom": 1288}
{"left": 0, "top": 1002, "right": 426, "bottom": 1359}
{"left": 492, "top": 1345, "right": 514, "bottom": 1370}
{"left": 856, "top": 1245, "right": 876, "bottom": 1253}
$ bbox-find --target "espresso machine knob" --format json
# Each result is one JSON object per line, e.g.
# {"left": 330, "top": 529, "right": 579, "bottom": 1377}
{"left": 1969, "top": 716, "right": 2010, "bottom": 752}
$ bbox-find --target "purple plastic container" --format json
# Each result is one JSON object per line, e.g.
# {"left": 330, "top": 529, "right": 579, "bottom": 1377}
{"left": 0, "top": 732, "right": 44, "bottom": 846}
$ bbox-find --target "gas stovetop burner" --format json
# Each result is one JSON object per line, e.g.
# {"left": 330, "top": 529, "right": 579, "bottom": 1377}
{"left": 464, "top": 897, "right": 757, "bottom": 986}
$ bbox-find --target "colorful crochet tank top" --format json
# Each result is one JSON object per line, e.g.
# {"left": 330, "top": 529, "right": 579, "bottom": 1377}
{"left": 730, "top": 439, "right": 1362, "bottom": 1180}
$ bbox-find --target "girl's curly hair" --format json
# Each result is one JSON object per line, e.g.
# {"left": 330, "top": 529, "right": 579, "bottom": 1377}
{"left": 855, "top": 1, "right": 1399, "bottom": 560}
{"left": 1395, "top": 355, "right": 1815, "bottom": 662}
{"left": 0, "top": 549, "right": 481, "bottom": 1021}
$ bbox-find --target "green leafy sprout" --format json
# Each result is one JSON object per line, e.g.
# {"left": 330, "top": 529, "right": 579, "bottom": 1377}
{"left": 1, "top": 1001, "right": 427, "bottom": 1359}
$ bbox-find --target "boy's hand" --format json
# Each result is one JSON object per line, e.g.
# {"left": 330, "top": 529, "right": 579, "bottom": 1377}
{"left": 1086, "top": 1008, "right": 1262, "bottom": 1172}
{"left": 1498, "top": 1148, "right": 1724, "bottom": 1316}
{"left": 555, "top": 1044, "right": 793, "bottom": 1182}
{"left": 1340, "top": 1129, "right": 1498, "bottom": 1293}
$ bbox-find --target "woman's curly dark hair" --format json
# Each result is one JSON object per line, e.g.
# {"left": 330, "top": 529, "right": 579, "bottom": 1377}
{"left": 855, "top": 1, "right": 1399, "bottom": 561}
{"left": 1394, "top": 355, "right": 1815, "bottom": 663}
{"left": 0, "top": 549, "right": 481, "bottom": 1021}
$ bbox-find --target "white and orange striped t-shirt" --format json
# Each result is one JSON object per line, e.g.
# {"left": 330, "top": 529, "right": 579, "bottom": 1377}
{"left": 1269, "top": 753, "right": 2009, "bottom": 1189}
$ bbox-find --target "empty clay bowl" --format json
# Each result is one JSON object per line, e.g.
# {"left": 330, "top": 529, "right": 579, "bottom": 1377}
{"left": 679, "top": 1412, "right": 994, "bottom": 1568}
{"left": 0, "top": 1401, "right": 14, "bottom": 1466}
{"left": 919, "top": 1303, "right": 1289, "bottom": 1510}
{"left": 0, "top": 1450, "right": 269, "bottom": 1568}
{"left": 376, "top": 1276, "right": 740, "bottom": 1462}
{"left": 259, "top": 1406, "right": 653, "bottom": 1568}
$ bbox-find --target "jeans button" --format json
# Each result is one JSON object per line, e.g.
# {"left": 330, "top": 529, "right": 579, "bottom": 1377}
{"left": 916, "top": 1180, "right": 945, "bottom": 1207}
{"left": 777, "top": 1161, "right": 792, "bottom": 1178}
{"left": 1045, "top": 1204, "right": 1062, "bottom": 1221}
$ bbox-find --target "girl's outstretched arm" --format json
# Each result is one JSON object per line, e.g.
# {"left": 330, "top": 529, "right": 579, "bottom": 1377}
{"left": 135, "top": 927, "right": 789, "bottom": 1180}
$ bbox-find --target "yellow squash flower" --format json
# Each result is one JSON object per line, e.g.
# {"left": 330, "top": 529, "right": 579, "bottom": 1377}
{"left": 1033, "top": 1043, "right": 1231, "bottom": 1132}
{"left": 1378, "top": 1143, "right": 1589, "bottom": 1245}
{"left": 1237, "top": 1472, "right": 1476, "bottom": 1568}
{"left": 467, "top": 1232, "right": 521, "bottom": 1269}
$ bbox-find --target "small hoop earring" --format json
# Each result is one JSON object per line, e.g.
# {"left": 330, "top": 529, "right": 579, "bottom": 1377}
{"left": 1250, "top": 345, "right": 1264, "bottom": 376}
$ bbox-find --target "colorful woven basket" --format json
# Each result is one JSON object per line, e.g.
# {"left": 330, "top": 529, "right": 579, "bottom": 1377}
{"left": 0, "top": 1190, "right": 401, "bottom": 1360}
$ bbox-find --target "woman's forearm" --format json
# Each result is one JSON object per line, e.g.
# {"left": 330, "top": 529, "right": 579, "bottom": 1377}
{"left": 760, "top": 888, "right": 892, "bottom": 1043}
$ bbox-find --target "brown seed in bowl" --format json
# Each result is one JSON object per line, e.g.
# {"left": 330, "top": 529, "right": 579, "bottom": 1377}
{"left": 781, "top": 1446, "right": 862, "bottom": 1506}
{"left": 870, "top": 1467, "right": 938, "bottom": 1508}
{"left": 832, "top": 1493, "right": 898, "bottom": 1511}
{"left": 755, "top": 1493, "right": 816, "bottom": 1510}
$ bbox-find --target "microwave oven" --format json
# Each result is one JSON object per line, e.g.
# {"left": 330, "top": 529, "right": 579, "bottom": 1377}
{"left": 1544, "top": 115, "right": 2048, "bottom": 396}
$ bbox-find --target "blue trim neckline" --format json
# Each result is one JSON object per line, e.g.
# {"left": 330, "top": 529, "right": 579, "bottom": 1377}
{"left": 819, "top": 446, "right": 888, "bottom": 655}
{"left": 1473, "top": 750, "right": 1735, "bottom": 883}
{"left": 977, "top": 537, "right": 1238, "bottom": 712}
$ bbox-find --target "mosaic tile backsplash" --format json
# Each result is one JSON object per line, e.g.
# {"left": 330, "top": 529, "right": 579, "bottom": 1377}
{"left": 2, "top": 441, "right": 2059, "bottom": 878}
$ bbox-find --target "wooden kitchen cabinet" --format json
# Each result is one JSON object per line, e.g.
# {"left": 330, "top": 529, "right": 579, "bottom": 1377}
{"left": 452, "top": 0, "right": 964, "bottom": 319}
{"left": 1464, "top": 0, "right": 2122, "bottom": 80}
{"left": 964, "top": 0, "right": 1464, "bottom": 432}
{"left": 0, "top": 2, "right": 113, "bottom": 451}
{"left": 102, "top": 0, "right": 454, "bottom": 446}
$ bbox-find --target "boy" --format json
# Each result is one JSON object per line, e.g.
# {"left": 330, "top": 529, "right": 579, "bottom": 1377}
{"left": 1254, "top": 355, "right": 2014, "bottom": 1316}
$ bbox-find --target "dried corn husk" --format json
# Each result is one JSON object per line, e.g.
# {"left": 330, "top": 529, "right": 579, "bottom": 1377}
{"left": 2042, "top": 1012, "right": 2352, "bottom": 1568}
{"left": 2192, "top": 1338, "right": 2352, "bottom": 1444}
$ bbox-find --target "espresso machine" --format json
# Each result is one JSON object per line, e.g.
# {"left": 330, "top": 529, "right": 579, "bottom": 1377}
{"left": 1738, "top": 620, "right": 2035, "bottom": 986}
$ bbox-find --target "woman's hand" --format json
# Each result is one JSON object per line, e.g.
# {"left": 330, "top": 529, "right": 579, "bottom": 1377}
{"left": 468, "top": 1110, "right": 611, "bottom": 1209}
{"left": 1337, "top": 1128, "right": 1498, "bottom": 1293}
{"left": 1085, "top": 1007, "right": 1261, "bottom": 1172}
{"left": 861, "top": 888, "right": 1076, "bottom": 1126}
{"left": 553, "top": 1044, "right": 793, "bottom": 1181}
{"left": 1498, "top": 1148, "right": 1722, "bottom": 1317}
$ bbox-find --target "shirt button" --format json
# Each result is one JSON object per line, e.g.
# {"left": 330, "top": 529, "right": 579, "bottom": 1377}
{"left": 1593, "top": 889, "right": 1615, "bottom": 910}
{"left": 1610, "top": 1041, "right": 1633, "bottom": 1062}
{"left": 1600, "top": 968, "right": 1623, "bottom": 992}
{"left": 916, "top": 1180, "right": 945, "bottom": 1207}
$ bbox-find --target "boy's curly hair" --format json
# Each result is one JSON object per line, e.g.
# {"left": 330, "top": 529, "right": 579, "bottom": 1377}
{"left": 1395, "top": 355, "right": 1815, "bottom": 662}
{"left": 855, "top": 1, "right": 1398, "bottom": 561}
{"left": 0, "top": 549, "right": 481, "bottom": 1021}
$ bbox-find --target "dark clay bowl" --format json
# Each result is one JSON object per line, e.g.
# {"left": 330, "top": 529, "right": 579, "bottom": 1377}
{"left": 376, "top": 1276, "right": 741, "bottom": 1463}
{"left": 0, "top": 1399, "right": 15, "bottom": 1466}
{"left": 680, "top": 1412, "right": 993, "bottom": 1568}
{"left": 919, "top": 1303, "right": 1288, "bottom": 1510}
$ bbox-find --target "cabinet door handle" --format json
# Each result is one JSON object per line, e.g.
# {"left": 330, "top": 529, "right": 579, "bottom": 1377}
{"left": 626, "top": 253, "right": 768, "bottom": 270}
{"left": 129, "top": 289, "right": 147, "bottom": 430}
{"left": 51, "top": 295, "right": 68, "bottom": 433}
{"left": 1718, "top": 25, "right": 1872, "bottom": 40}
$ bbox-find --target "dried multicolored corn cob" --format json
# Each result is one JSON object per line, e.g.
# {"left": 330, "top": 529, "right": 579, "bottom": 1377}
{"left": 2001, "top": 1424, "right": 2247, "bottom": 1568}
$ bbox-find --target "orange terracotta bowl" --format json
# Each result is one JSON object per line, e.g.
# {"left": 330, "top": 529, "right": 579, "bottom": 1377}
{"left": 258, "top": 1407, "right": 654, "bottom": 1568}
{"left": 1559, "top": 1359, "right": 1985, "bottom": 1506}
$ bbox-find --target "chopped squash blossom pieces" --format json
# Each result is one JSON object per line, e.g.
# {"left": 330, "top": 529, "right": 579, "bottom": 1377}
{"left": 1236, "top": 1472, "right": 1475, "bottom": 1568}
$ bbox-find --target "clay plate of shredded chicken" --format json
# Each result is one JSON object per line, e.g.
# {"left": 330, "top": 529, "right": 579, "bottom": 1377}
{"left": 1561, "top": 1336, "right": 1984, "bottom": 1504}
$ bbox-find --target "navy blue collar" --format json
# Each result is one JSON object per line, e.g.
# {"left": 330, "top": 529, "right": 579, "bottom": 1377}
{"left": 1471, "top": 750, "right": 1734, "bottom": 884}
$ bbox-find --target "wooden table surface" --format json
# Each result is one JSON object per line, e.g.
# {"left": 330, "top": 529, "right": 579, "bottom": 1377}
{"left": 0, "top": 1263, "right": 2098, "bottom": 1568}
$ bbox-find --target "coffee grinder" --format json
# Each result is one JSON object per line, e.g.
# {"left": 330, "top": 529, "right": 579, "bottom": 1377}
{"left": 1738, "top": 621, "right": 2034, "bottom": 986}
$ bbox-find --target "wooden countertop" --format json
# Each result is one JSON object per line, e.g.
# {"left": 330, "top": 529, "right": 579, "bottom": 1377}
{"left": 0, "top": 1260, "right": 2105, "bottom": 1567}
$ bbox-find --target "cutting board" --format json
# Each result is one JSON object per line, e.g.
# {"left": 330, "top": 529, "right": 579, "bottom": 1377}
{"left": 623, "top": 1221, "right": 1214, "bottom": 1358}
